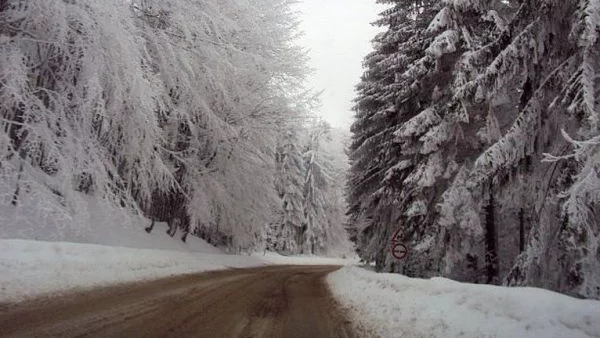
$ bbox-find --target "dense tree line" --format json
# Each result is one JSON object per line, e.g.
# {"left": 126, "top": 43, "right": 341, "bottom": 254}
{"left": 348, "top": 0, "right": 600, "bottom": 299}
{"left": 267, "top": 120, "right": 351, "bottom": 255}
{"left": 0, "top": 0, "right": 349, "bottom": 254}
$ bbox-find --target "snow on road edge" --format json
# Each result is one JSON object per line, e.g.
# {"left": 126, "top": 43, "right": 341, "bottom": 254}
{"left": 256, "top": 251, "right": 358, "bottom": 266}
{"left": 0, "top": 239, "right": 266, "bottom": 303}
{"left": 0, "top": 239, "right": 355, "bottom": 303}
{"left": 327, "top": 266, "right": 600, "bottom": 338}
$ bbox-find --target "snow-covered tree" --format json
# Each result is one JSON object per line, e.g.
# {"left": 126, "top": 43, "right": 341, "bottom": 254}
{"left": 267, "top": 119, "right": 352, "bottom": 256}
{"left": 301, "top": 119, "right": 333, "bottom": 254}
{"left": 0, "top": 0, "right": 312, "bottom": 251}
{"left": 270, "top": 127, "right": 306, "bottom": 253}
{"left": 348, "top": 0, "right": 415, "bottom": 265}
{"left": 347, "top": 0, "right": 443, "bottom": 271}
{"left": 404, "top": 0, "right": 516, "bottom": 283}
{"left": 0, "top": 0, "right": 171, "bottom": 214}
{"left": 449, "top": 0, "right": 600, "bottom": 298}
{"left": 350, "top": 0, "right": 600, "bottom": 299}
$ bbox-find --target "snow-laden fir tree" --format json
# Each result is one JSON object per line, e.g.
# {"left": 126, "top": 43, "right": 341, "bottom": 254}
{"left": 430, "top": 0, "right": 600, "bottom": 298}
{"left": 268, "top": 120, "right": 351, "bottom": 256}
{"left": 350, "top": 0, "right": 600, "bottom": 298}
{"left": 270, "top": 127, "right": 306, "bottom": 254}
{"left": 318, "top": 127, "right": 355, "bottom": 256}
{"left": 302, "top": 119, "right": 333, "bottom": 254}
{"left": 347, "top": 0, "right": 443, "bottom": 272}
{"left": 348, "top": 0, "right": 418, "bottom": 266}
{"left": 402, "top": 0, "right": 518, "bottom": 283}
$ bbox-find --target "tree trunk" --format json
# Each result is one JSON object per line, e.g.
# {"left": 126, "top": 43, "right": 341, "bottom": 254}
{"left": 484, "top": 179, "right": 499, "bottom": 284}
{"left": 167, "top": 218, "right": 177, "bottom": 237}
{"left": 519, "top": 208, "right": 525, "bottom": 253}
{"left": 145, "top": 218, "right": 155, "bottom": 233}
{"left": 11, "top": 162, "right": 23, "bottom": 206}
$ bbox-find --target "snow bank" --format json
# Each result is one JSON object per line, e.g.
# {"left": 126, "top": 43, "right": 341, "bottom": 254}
{"left": 0, "top": 239, "right": 264, "bottom": 303}
{"left": 0, "top": 193, "right": 354, "bottom": 303}
{"left": 0, "top": 193, "right": 222, "bottom": 254}
{"left": 0, "top": 239, "right": 357, "bottom": 303}
{"left": 328, "top": 266, "right": 600, "bottom": 338}
{"left": 257, "top": 251, "right": 358, "bottom": 266}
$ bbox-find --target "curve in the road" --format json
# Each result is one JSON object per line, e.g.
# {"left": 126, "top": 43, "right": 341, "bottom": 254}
{"left": 0, "top": 265, "right": 357, "bottom": 338}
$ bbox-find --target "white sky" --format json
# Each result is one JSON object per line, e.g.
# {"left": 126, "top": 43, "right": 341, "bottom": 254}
{"left": 295, "top": 0, "right": 385, "bottom": 128}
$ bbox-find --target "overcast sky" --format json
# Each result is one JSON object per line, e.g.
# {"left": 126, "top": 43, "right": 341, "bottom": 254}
{"left": 295, "top": 0, "right": 384, "bottom": 128}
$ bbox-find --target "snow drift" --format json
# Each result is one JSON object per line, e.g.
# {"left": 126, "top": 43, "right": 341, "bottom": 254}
{"left": 328, "top": 266, "right": 600, "bottom": 338}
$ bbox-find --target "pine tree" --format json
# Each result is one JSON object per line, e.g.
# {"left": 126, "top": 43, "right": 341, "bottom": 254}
{"left": 302, "top": 119, "right": 333, "bottom": 254}
{"left": 490, "top": 0, "right": 600, "bottom": 299}
{"left": 432, "top": 0, "right": 600, "bottom": 297}
{"left": 401, "top": 0, "right": 513, "bottom": 282}
{"left": 414, "top": 0, "right": 599, "bottom": 296}
{"left": 347, "top": 0, "right": 441, "bottom": 272}
{"left": 272, "top": 128, "right": 306, "bottom": 253}
{"left": 348, "top": 0, "right": 415, "bottom": 266}
{"left": 351, "top": 0, "right": 600, "bottom": 299}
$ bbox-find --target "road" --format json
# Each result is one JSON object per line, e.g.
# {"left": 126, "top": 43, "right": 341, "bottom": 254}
{"left": 0, "top": 265, "right": 357, "bottom": 338}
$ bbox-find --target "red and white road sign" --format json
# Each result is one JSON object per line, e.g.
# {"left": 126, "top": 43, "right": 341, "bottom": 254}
{"left": 391, "top": 243, "right": 408, "bottom": 260}
{"left": 391, "top": 228, "right": 403, "bottom": 243}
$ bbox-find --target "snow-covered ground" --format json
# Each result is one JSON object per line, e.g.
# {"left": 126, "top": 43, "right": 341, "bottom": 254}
{"left": 0, "top": 239, "right": 358, "bottom": 303}
{"left": 0, "top": 192, "right": 222, "bottom": 254}
{"left": 0, "top": 192, "right": 356, "bottom": 303}
{"left": 328, "top": 266, "right": 600, "bottom": 338}
{"left": 257, "top": 251, "right": 358, "bottom": 266}
{"left": 0, "top": 239, "right": 267, "bottom": 303}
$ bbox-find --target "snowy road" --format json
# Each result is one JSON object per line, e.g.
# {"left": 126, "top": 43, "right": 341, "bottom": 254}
{"left": 0, "top": 265, "right": 356, "bottom": 338}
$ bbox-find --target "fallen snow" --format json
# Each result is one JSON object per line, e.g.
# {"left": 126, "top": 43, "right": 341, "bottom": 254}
{"left": 328, "top": 266, "right": 600, "bottom": 338}
{"left": 0, "top": 193, "right": 222, "bottom": 254}
{"left": 257, "top": 251, "right": 358, "bottom": 266}
{"left": 0, "top": 193, "right": 353, "bottom": 303}
{"left": 0, "top": 193, "right": 248, "bottom": 303}
{"left": 0, "top": 190, "right": 241, "bottom": 302}
{"left": 0, "top": 240, "right": 356, "bottom": 303}
{"left": 0, "top": 239, "right": 266, "bottom": 303}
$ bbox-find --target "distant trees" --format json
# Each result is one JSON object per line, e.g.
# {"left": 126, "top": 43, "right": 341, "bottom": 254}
{"left": 269, "top": 120, "right": 351, "bottom": 255}
{"left": 348, "top": 0, "right": 600, "bottom": 299}
{"left": 271, "top": 128, "right": 306, "bottom": 253}
{"left": 302, "top": 120, "right": 334, "bottom": 254}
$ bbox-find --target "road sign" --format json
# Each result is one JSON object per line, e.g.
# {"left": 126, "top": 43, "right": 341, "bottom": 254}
{"left": 391, "top": 228, "right": 403, "bottom": 243}
{"left": 391, "top": 243, "right": 408, "bottom": 260}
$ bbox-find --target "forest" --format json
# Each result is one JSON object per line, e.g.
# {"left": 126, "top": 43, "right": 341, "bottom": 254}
{"left": 347, "top": 0, "right": 600, "bottom": 299}
{"left": 1, "top": 0, "right": 599, "bottom": 301}
{"left": 0, "top": 0, "right": 350, "bottom": 256}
